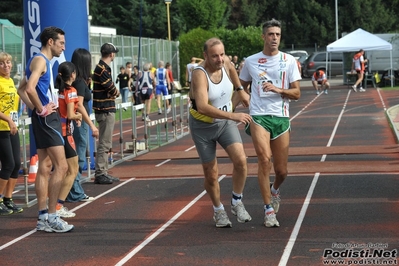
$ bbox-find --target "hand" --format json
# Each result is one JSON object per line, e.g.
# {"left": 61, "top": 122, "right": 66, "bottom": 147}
{"left": 36, "top": 102, "right": 57, "bottom": 117}
{"left": 8, "top": 120, "right": 18, "bottom": 135}
{"left": 91, "top": 126, "right": 99, "bottom": 139}
{"left": 232, "top": 112, "right": 252, "bottom": 125}
{"left": 262, "top": 82, "right": 279, "bottom": 93}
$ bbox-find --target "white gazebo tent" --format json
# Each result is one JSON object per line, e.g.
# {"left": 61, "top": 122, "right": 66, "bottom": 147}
{"left": 326, "top": 28, "right": 393, "bottom": 87}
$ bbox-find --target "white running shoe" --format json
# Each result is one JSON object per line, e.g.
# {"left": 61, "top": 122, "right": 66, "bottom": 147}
{"left": 359, "top": 87, "right": 366, "bottom": 92}
{"left": 57, "top": 206, "right": 76, "bottom": 218}
{"left": 352, "top": 85, "right": 357, "bottom": 92}
{"left": 145, "top": 116, "right": 151, "bottom": 122}
{"left": 167, "top": 107, "right": 171, "bottom": 114}
{"left": 271, "top": 192, "right": 281, "bottom": 214}
{"left": 45, "top": 216, "right": 74, "bottom": 233}
{"left": 213, "top": 210, "right": 232, "bottom": 228}
{"left": 264, "top": 210, "right": 280, "bottom": 228}
{"left": 36, "top": 219, "right": 47, "bottom": 231}
{"left": 231, "top": 202, "right": 252, "bottom": 223}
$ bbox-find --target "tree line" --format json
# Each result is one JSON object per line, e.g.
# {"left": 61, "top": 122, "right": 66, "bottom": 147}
{"left": 1, "top": 0, "right": 398, "bottom": 45}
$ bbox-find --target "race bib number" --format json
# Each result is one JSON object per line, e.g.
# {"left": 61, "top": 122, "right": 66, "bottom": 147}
{"left": 214, "top": 101, "right": 233, "bottom": 122}
{"left": 259, "top": 79, "right": 282, "bottom": 97}
{"left": 10, "top": 111, "right": 18, "bottom": 127}
{"left": 141, "top": 87, "right": 148, "bottom": 94}
{"left": 217, "top": 101, "right": 232, "bottom": 112}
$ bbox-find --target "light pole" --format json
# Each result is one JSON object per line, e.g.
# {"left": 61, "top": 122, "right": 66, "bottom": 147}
{"left": 164, "top": 0, "right": 172, "bottom": 41}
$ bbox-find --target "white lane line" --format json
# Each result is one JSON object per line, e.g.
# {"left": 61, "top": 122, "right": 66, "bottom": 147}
{"left": 0, "top": 178, "right": 135, "bottom": 251}
{"left": 376, "top": 87, "right": 387, "bottom": 111}
{"left": 279, "top": 90, "right": 351, "bottom": 266}
{"left": 115, "top": 175, "right": 227, "bottom": 266}
{"left": 155, "top": 159, "right": 171, "bottom": 167}
{"left": 185, "top": 145, "right": 196, "bottom": 152}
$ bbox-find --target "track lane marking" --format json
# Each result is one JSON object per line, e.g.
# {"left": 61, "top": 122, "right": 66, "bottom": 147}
{"left": 0, "top": 178, "right": 135, "bottom": 251}
{"left": 279, "top": 90, "right": 351, "bottom": 266}
{"left": 115, "top": 175, "right": 227, "bottom": 266}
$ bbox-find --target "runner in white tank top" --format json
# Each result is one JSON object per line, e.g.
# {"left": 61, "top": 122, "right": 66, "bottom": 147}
{"left": 189, "top": 37, "right": 252, "bottom": 228}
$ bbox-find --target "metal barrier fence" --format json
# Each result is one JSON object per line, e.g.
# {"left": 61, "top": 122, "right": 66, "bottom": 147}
{"left": 14, "top": 94, "right": 190, "bottom": 207}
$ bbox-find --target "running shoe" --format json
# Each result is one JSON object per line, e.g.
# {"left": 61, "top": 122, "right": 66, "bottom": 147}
{"left": 213, "top": 210, "right": 232, "bottom": 228}
{"left": 316, "top": 90, "right": 319, "bottom": 95}
{"left": 81, "top": 195, "right": 95, "bottom": 202}
{"left": 352, "top": 85, "right": 357, "bottom": 92}
{"left": 324, "top": 90, "right": 328, "bottom": 94}
{"left": 45, "top": 216, "right": 74, "bottom": 233}
{"left": 264, "top": 210, "right": 280, "bottom": 228}
{"left": 36, "top": 219, "right": 47, "bottom": 231}
{"left": 231, "top": 202, "right": 252, "bottom": 223}
{"left": 158, "top": 108, "right": 162, "bottom": 115}
{"left": 271, "top": 192, "right": 281, "bottom": 214}
{"left": 0, "top": 200, "right": 13, "bottom": 215}
{"left": 3, "top": 199, "right": 23, "bottom": 213}
{"left": 359, "top": 87, "right": 366, "bottom": 92}
{"left": 57, "top": 206, "right": 76, "bottom": 218}
{"left": 167, "top": 108, "right": 171, "bottom": 114}
{"left": 106, "top": 174, "right": 120, "bottom": 182}
{"left": 145, "top": 116, "right": 151, "bottom": 122}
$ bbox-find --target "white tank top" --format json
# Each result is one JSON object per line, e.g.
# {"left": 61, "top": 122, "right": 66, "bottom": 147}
{"left": 189, "top": 66, "right": 233, "bottom": 123}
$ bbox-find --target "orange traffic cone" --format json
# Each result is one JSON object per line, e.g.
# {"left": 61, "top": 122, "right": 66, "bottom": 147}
{"left": 28, "top": 155, "right": 38, "bottom": 183}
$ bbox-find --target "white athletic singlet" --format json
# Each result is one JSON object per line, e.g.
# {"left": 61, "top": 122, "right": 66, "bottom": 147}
{"left": 189, "top": 66, "right": 234, "bottom": 123}
{"left": 239, "top": 51, "right": 301, "bottom": 117}
{"left": 186, "top": 63, "right": 198, "bottom": 82}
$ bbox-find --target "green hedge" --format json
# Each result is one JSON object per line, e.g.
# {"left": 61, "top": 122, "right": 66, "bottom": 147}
{"left": 178, "top": 26, "right": 264, "bottom": 86}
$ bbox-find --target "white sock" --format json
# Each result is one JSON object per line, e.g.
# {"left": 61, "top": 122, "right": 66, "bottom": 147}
{"left": 231, "top": 191, "right": 243, "bottom": 206}
{"left": 271, "top": 185, "right": 279, "bottom": 195}
{"left": 213, "top": 204, "right": 224, "bottom": 212}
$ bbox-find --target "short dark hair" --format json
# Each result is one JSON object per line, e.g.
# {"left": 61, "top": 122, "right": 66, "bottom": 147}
{"left": 262, "top": 19, "right": 281, "bottom": 34}
{"left": 40, "top": 26, "right": 65, "bottom": 47}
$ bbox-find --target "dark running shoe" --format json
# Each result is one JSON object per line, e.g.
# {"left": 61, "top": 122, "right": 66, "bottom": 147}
{"left": 106, "top": 174, "right": 120, "bottom": 182}
{"left": 0, "top": 200, "right": 13, "bottom": 215}
{"left": 4, "top": 199, "right": 23, "bottom": 213}
{"left": 94, "top": 174, "right": 113, "bottom": 184}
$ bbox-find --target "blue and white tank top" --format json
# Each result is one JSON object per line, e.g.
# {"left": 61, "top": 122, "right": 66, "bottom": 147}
{"left": 155, "top": 68, "right": 167, "bottom": 86}
{"left": 25, "top": 53, "right": 58, "bottom": 107}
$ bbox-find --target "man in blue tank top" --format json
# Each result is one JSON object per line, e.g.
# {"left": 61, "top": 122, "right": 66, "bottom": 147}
{"left": 17, "top": 26, "right": 73, "bottom": 233}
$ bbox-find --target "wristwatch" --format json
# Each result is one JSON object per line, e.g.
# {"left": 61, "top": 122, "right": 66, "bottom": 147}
{"left": 235, "top": 85, "right": 244, "bottom": 91}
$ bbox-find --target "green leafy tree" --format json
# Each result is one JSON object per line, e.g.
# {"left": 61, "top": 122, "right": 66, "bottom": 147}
{"left": 177, "top": 0, "right": 229, "bottom": 31}
{"left": 178, "top": 28, "right": 214, "bottom": 84}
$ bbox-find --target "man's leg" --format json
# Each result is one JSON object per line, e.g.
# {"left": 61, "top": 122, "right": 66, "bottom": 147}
{"left": 201, "top": 158, "right": 232, "bottom": 228}
{"left": 95, "top": 113, "right": 114, "bottom": 177}
{"left": 312, "top": 81, "right": 319, "bottom": 94}
{"left": 35, "top": 150, "right": 53, "bottom": 212}
{"left": 45, "top": 145, "right": 68, "bottom": 214}
{"left": 225, "top": 142, "right": 252, "bottom": 223}
{"left": 270, "top": 131, "right": 290, "bottom": 190}
{"left": 225, "top": 142, "right": 247, "bottom": 195}
{"left": 249, "top": 122, "right": 279, "bottom": 227}
{"left": 250, "top": 123, "right": 273, "bottom": 206}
